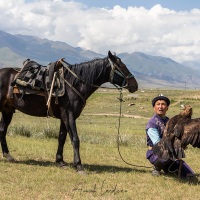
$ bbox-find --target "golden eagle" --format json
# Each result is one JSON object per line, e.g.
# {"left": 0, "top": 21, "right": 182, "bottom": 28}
{"left": 153, "top": 105, "right": 200, "bottom": 160}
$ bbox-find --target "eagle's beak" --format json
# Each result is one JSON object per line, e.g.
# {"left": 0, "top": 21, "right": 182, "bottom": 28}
{"left": 180, "top": 104, "right": 185, "bottom": 110}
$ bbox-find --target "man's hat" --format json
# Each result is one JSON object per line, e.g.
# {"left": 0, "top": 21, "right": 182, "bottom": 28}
{"left": 152, "top": 94, "right": 170, "bottom": 107}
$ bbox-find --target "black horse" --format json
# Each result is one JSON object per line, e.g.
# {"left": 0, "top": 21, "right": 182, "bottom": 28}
{"left": 0, "top": 51, "right": 138, "bottom": 172}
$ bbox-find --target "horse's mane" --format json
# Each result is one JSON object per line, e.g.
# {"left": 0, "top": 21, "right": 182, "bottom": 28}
{"left": 65, "top": 57, "right": 108, "bottom": 85}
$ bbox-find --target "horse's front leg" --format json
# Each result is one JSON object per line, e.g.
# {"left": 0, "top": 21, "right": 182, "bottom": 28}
{"left": 67, "top": 113, "right": 83, "bottom": 172}
{"left": 59, "top": 107, "right": 83, "bottom": 172}
{"left": 69, "top": 121, "right": 83, "bottom": 171}
{"left": 56, "top": 119, "right": 68, "bottom": 167}
{"left": 0, "top": 111, "right": 15, "bottom": 162}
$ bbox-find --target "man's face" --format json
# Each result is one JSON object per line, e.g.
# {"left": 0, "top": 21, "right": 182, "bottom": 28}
{"left": 153, "top": 100, "right": 168, "bottom": 117}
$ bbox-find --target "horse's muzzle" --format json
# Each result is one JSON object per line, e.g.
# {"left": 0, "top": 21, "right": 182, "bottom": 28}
{"left": 126, "top": 83, "right": 138, "bottom": 93}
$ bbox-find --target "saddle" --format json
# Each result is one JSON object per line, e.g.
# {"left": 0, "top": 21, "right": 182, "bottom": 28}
{"left": 10, "top": 59, "right": 70, "bottom": 116}
{"left": 11, "top": 59, "right": 66, "bottom": 97}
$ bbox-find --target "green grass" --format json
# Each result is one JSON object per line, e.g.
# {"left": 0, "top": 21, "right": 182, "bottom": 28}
{"left": 1, "top": 89, "right": 200, "bottom": 199}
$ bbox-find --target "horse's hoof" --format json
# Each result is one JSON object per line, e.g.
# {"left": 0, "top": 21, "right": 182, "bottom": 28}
{"left": 76, "top": 165, "right": 87, "bottom": 175}
{"left": 56, "top": 161, "right": 68, "bottom": 169}
{"left": 3, "top": 153, "right": 15, "bottom": 162}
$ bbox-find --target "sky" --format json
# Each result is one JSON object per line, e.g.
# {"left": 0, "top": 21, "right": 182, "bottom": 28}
{"left": 1, "top": 0, "right": 200, "bottom": 63}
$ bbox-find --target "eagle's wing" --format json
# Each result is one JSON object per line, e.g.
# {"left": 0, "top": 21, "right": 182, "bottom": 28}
{"left": 181, "top": 118, "right": 200, "bottom": 148}
{"left": 153, "top": 135, "right": 186, "bottom": 160}
{"left": 153, "top": 118, "right": 177, "bottom": 160}
{"left": 173, "top": 137, "right": 185, "bottom": 158}
{"left": 163, "top": 115, "right": 179, "bottom": 138}
{"left": 153, "top": 137, "right": 174, "bottom": 160}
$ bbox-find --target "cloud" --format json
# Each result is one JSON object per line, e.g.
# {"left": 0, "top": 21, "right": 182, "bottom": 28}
{"left": 0, "top": 0, "right": 200, "bottom": 63}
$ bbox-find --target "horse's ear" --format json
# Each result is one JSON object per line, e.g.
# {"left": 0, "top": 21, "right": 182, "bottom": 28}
{"left": 108, "top": 51, "right": 115, "bottom": 60}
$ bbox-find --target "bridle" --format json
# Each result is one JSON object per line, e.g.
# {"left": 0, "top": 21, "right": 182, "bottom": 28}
{"left": 108, "top": 58, "right": 135, "bottom": 89}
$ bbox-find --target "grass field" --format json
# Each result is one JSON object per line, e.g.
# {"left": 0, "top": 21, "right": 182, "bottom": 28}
{"left": 1, "top": 88, "right": 200, "bottom": 199}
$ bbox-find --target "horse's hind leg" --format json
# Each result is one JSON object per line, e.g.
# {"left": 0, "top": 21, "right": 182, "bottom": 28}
{"left": 0, "top": 111, "right": 15, "bottom": 162}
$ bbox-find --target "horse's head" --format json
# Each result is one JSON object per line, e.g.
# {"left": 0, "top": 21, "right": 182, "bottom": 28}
{"left": 108, "top": 51, "right": 138, "bottom": 93}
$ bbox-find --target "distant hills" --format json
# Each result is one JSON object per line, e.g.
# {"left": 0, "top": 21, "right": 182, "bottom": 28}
{"left": 0, "top": 30, "right": 104, "bottom": 67}
{"left": 0, "top": 29, "right": 200, "bottom": 89}
{"left": 119, "top": 52, "right": 200, "bottom": 89}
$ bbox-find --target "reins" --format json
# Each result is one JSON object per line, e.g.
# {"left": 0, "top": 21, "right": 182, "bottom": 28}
{"left": 116, "top": 89, "right": 152, "bottom": 169}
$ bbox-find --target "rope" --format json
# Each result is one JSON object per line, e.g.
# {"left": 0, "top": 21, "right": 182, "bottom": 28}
{"left": 168, "top": 160, "right": 179, "bottom": 174}
{"left": 46, "top": 72, "right": 57, "bottom": 117}
{"left": 116, "top": 89, "right": 152, "bottom": 169}
{"left": 62, "top": 78, "right": 86, "bottom": 107}
{"left": 168, "top": 159, "right": 200, "bottom": 178}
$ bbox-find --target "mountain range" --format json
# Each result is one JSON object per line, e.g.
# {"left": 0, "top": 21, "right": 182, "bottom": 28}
{"left": 0, "top": 29, "right": 200, "bottom": 89}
